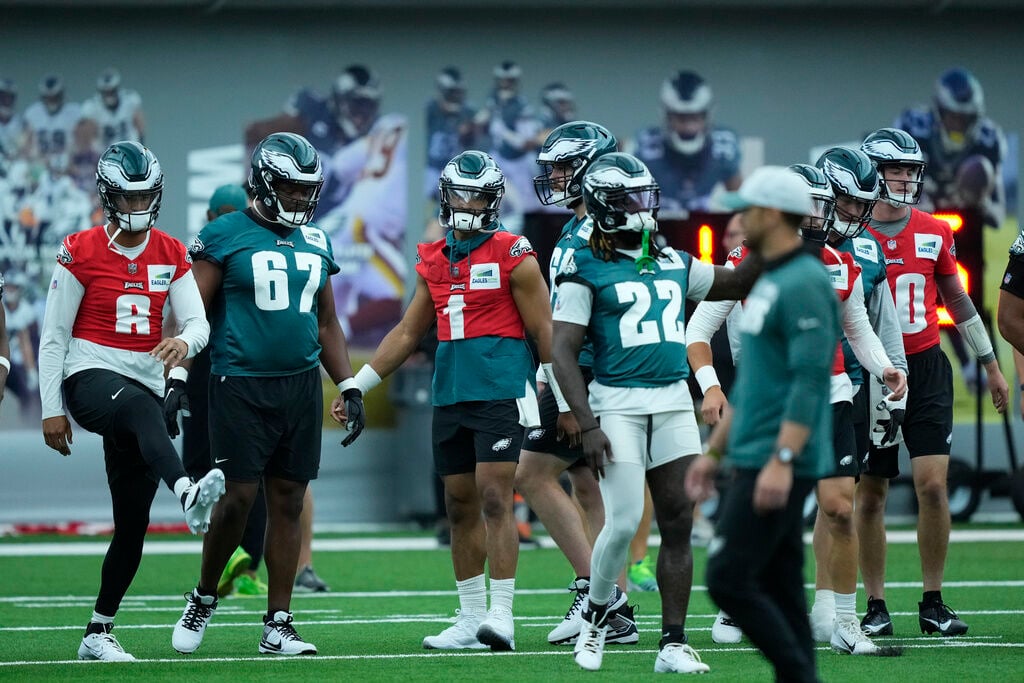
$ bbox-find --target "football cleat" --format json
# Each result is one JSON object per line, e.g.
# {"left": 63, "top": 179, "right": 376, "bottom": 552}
{"left": 259, "top": 610, "right": 317, "bottom": 655}
{"left": 294, "top": 565, "right": 330, "bottom": 593}
{"left": 919, "top": 600, "right": 969, "bottom": 636}
{"left": 711, "top": 610, "right": 743, "bottom": 644}
{"left": 605, "top": 600, "right": 640, "bottom": 645}
{"left": 422, "top": 610, "right": 487, "bottom": 650}
{"left": 627, "top": 555, "right": 659, "bottom": 592}
{"left": 654, "top": 642, "right": 710, "bottom": 674}
{"left": 235, "top": 574, "right": 268, "bottom": 596}
{"left": 547, "top": 578, "right": 590, "bottom": 645}
{"left": 78, "top": 629, "right": 136, "bottom": 661}
{"left": 476, "top": 606, "right": 515, "bottom": 651}
{"left": 181, "top": 468, "right": 225, "bottom": 535}
{"left": 832, "top": 617, "right": 881, "bottom": 655}
{"left": 217, "top": 547, "right": 252, "bottom": 597}
{"left": 172, "top": 589, "right": 217, "bottom": 654}
{"left": 861, "top": 597, "right": 893, "bottom": 636}
{"left": 573, "top": 609, "right": 609, "bottom": 671}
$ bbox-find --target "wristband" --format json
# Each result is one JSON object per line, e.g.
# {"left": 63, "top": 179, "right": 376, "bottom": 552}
{"left": 353, "top": 364, "right": 382, "bottom": 395}
{"left": 0, "top": 356, "right": 9, "bottom": 372}
{"left": 541, "top": 362, "right": 571, "bottom": 413}
{"left": 168, "top": 366, "right": 188, "bottom": 382}
{"left": 337, "top": 377, "right": 360, "bottom": 394}
{"left": 694, "top": 365, "right": 721, "bottom": 395}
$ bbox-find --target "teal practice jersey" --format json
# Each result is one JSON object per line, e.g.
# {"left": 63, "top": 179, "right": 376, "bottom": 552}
{"left": 548, "top": 215, "right": 595, "bottom": 369}
{"left": 557, "top": 245, "right": 695, "bottom": 388}
{"left": 190, "top": 210, "right": 340, "bottom": 376}
{"left": 838, "top": 234, "right": 888, "bottom": 386}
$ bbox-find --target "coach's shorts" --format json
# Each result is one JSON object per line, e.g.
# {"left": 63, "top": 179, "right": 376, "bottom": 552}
{"left": 208, "top": 367, "right": 323, "bottom": 483}
{"left": 432, "top": 399, "right": 524, "bottom": 476}
{"left": 598, "top": 410, "right": 702, "bottom": 471}
{"left": 523, "top": 366, "right": 593, "bottom": 465}
{"left": 823, "top": 400, "right": 859, "bottom": 479}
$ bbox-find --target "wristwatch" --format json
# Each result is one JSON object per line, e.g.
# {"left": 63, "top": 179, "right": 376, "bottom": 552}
{"left": 774, "top": 447, "right": 796, "bottom": 465}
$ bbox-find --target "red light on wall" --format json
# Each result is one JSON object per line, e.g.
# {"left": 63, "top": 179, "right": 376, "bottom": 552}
{"left": 937, "top": 262, "right": 970, "bottom": 326}
{"left": 698, "top": 224, "right": 715, "bottom": 263}
{"left": 933, "top": 212, "right": 964, "bottom": 232}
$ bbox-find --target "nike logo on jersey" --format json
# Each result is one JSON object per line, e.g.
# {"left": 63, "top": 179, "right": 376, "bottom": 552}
{"left": 111, "top": 388, "right": 125, "bottom": 400}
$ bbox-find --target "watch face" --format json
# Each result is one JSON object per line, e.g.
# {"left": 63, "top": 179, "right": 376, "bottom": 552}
{"left": 777, "top": 448, "right": 795, "bottom": 463}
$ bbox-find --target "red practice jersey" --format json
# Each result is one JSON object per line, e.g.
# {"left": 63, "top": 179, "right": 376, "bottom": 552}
{"left": 60, "top": 225, "right": 192, "bottom": 351}
{"left": 416, "top": 231, "right": 536, "bottom": 342}
{"left": 821, "top": 244, "right": 861, "bottom": 376}
{"left": 867, "top": 209, "right": 957, "bottom": 355}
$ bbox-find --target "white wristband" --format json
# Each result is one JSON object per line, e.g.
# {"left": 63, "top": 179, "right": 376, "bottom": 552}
{"left": 694, "top": 365, "right": 721, "bottom": 396}
{"left": 337, "top": 377, "right": 360, "bottom": 394}
{"left": 168, "top": 366, "right": 188, "bottom": 382}
{"left": 541, "top": 362, "right": 571, "bottom": 413}
{"left": 0, "top": 356, "right": 9, "bottom": 372}
{"left": 353, "top": 364, "right": 382, "bottom": 395}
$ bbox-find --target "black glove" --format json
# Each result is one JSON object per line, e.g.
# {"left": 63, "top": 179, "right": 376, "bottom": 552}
{"left": 163, "top": 378, "right": 191, "bottom": 438}
{"left": 874, "top": 406, "right": 905, "bottom": 447}
{"left": 341, "top": 388, "right": 365, "bottom": 447}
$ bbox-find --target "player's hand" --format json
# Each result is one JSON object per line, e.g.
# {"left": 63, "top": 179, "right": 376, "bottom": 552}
{"left": 875, "top": 407, "right": 905, "bottom": 447}
{"left": 685, "top": 453, "right": 720, "bottom": 503}
{"left": 163, "top": 377, "right": 190, "bottom": 438}
{"left": 150, "top": 337, "right": 188, "bottom": 368}
{"left": 882, "top": 367, "right": 907, "bottom": 400}
{"left": 582, "top": 426, "right": 613, "bottom": 480}
{"left": 753, "top": 458, "right": 793, "bottom": 514}
{"left": 556, "top": 411, "right": 582, "bottom": 448}
{"left": 338, "top": 388, "right": 365, "bottom": 447}
{"left": 701, "top": 386, "right": 729, "bottom": 426}
{"left": 986, "top": 363, "right": 1009, "bottom": 414}
{"left": 42, "top": 415, "right": 73, "bottom": 456}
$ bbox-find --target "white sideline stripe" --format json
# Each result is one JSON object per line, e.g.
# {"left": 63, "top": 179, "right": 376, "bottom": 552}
{"left": 3, "top": 581, "right": 1024, "bottom": 604}
{"left": 1, "top": 528, "right": 1023, "bottom": 556}
{"left": 3, "top": 641, "right": 1024, "bottom": 667}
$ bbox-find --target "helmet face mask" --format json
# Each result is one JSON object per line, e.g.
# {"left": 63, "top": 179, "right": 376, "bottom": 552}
{"left": 439, "top": 150, "right": 505, "bottom": 232}
{"left": 249, "top": 132, "right": 323, "bottom": 227}
{"left": 660, "top": 71, "right": 712, "bottom": 156}
{"left": 583, "top": 153, "right": 660, "bottom": 234}
{"left": 788, "top": 163, "right": 836, "bottom": 244}
{"left": 533, "top": 121, "right": 618, "bottom": 207}
{"left": 816, "top": 147, "right": 879, "bottom": 239}
{"left": 96, "top": 141, "right": 163, "bottom": 233}
{"left": 861, "top": 127, "right": 926, "bottom": 208}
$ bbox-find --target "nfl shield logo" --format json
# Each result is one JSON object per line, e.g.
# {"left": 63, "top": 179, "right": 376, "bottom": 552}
{"left": 887, "top": 240, "right": 897, "bottom": 250}
{"left": 449, "top": 265, "right": 460, "bottom": 278}
{"left": 128, "top": 263, "right": 138, "bottom": 275}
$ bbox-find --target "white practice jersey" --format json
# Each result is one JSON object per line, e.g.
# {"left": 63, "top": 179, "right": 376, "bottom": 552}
{"left": 80, "top": 89, "right": 143, "bottom": 148}
{"left": 23, "top": 101, "right": 82, "bottom": 164}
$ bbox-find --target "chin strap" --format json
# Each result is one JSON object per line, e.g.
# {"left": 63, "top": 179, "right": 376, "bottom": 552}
{"left": 635, "top": 230, "right": 657, "bottom": 275}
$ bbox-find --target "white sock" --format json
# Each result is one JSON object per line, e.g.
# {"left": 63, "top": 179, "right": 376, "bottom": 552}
{"left": 91, "top": 611, "right": 114, "bottom": 625}
{"left": 456, "top": 574, "right": 487, "bottom": 617}
{"left": 489, "top": 577, "right": 515, "bottom": 613}
{"left": 812, "top": 589, "right": 835, "bottom": 613}
{"left": 835, "top": 592, "right": 856, "bottom": 621}
{"left": 173, "top": 476, "right": 191, "bottom": 502}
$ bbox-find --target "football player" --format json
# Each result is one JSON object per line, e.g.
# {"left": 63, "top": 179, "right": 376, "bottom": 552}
{"left": 37, "top": 141, "right": 223, "bottom": 661}
{"left": 554, "top": 153, "right": 764, "bottom": 673}
{"left": 520, "top": 121, "right": 638, "bottom": 648}
{"left": 353, "top": 151, "right": 554, "bottom": 653}
{"left": 172, "top": 132, "right": 365, "bottom": 657}
{"left": 628, "top": 70, "right": 742, "bottom": 212}
{"left": 79, "top": 68, "right": 146, "bottom": 151}
{"left": 0, "top": 78, "right": 28, "bottom": 161}
{"left": 895, "top": 67, "right": 1007, "bottom": 228}
{"left": 23, "top": 74, "right": 81, "bottom": 173}
{"left": 857, "top": 126, "right": 1009, "bottom": 638}
{"left": 425, "top": 67, "right": 477, "bottom": 204}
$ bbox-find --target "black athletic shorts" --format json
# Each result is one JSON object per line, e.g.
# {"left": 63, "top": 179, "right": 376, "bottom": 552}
{"left": 208, "top": 367, "right": 323, "bottom": 483}
{"left": 824, "top": 400, "right": 859, "bottom": 479}
{"left": 851, "top": 381, "right": 870, "bottom": 470}
{"left": 432, "top": 399, "right": 524, "bottom": 476}
{"left": 1000, "top": 253, "right": 1024, "bottom": 299}
{"left": 64, "top": 368, "right": 163, "bottom": 485}
{"left": 523, "top": 366, "right": 593, "bottom": 465}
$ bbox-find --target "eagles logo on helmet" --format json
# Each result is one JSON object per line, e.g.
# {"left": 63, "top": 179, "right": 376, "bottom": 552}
{"left": 248, "top": 132, "right": 324, "bottom": 227}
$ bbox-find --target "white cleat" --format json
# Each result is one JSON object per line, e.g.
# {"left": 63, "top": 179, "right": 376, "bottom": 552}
{"left": 711, "top": 610, "right": 743, "bottom": 644}
{"left": 181, "top": 468, "right": 226, "bottom": 535}
{"left": 654, "top": 642, "right": 710, "bottom": 674}
{"left": 548, "top": 578, "right": 589, "bottom": 645}
{"left": 172, "top": 589, "right": 217, "bottom": 654}
{"left": 574, "top": 617, "right": 609, "bottom": 671}
{"left": 476, "top": 606, "right": 515, "bottom": 651}
{"left": 422, "top": 610, "right": 487, "bottom": 650}
{"left": 78, "top": 631, "right": 136, "bottom": 661}
{"left": 832, "top": 617, "right": 882, "bottom": 655}
{"left": 259, "top": 610, "right": 317, "bottom": 655}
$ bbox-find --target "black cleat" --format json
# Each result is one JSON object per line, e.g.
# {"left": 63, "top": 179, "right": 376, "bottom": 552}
{"left": 919, "top": 600, "right": 969, "bottom": 636}
{"left": 861, "top": 597, "right": 894, "bottom": 637}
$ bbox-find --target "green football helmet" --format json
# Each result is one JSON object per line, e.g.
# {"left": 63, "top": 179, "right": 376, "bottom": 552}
{"left": 439, "top": 150, "right": 505, "bottom": 232}
{"left": 583, "top": 152, "right": 659, "bottom": 233}
{"left": 861, "top": 127, "right": 926, "bottom": 208}
{"left": 534, "top": 120, "right": 617, "bottom": 207}
{"left": 96, "top": 140, "right": 163, "bottom": 232}
{"left": 788, "top": 164, "right": 836, "bottom": 244}
{"left": 249, "top": 132, "right": 323, "bottom": 227}
{"left": 815, "top": 146, "right": 879, "bottom": 238}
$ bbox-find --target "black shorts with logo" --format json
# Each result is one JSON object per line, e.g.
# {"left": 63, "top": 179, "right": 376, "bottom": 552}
{"left": 851, "top": 381, "right": 870, "bottom": 468}
{"left": 825, "top": 400, "right": 859, "bottom": 479}
{"left": 208, "top": 367, "right": 323, "bottom": 483}
{"left": 432, "top": 399, "right": 524, "bottom": 476}
{"left": 524, "top": 366, "right": 593, "bottom": 465}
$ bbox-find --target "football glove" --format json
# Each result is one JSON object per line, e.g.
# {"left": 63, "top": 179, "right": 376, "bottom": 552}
{"left": 163, "top": 375, "right": 191, "bottom": 438}
{"left": 872, "top": 391, "right": 907, "bottom": 448}
{"left": 341, "top": 388, "right": 365, "bottom": 447}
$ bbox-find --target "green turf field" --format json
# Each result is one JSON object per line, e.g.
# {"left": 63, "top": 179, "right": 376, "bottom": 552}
{"left": 1, "top": 529, "right": 1021, "bottom": 681}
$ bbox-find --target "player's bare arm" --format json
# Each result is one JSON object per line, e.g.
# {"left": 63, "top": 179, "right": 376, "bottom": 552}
{"left": 997, "top": 288, "right": 1024, "bottom": 355}
{"left": 705, "top": 251, "right": 762, "bottom": 301}
{"left": 552, "top": 320, "right": 610, "bottom": 479}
